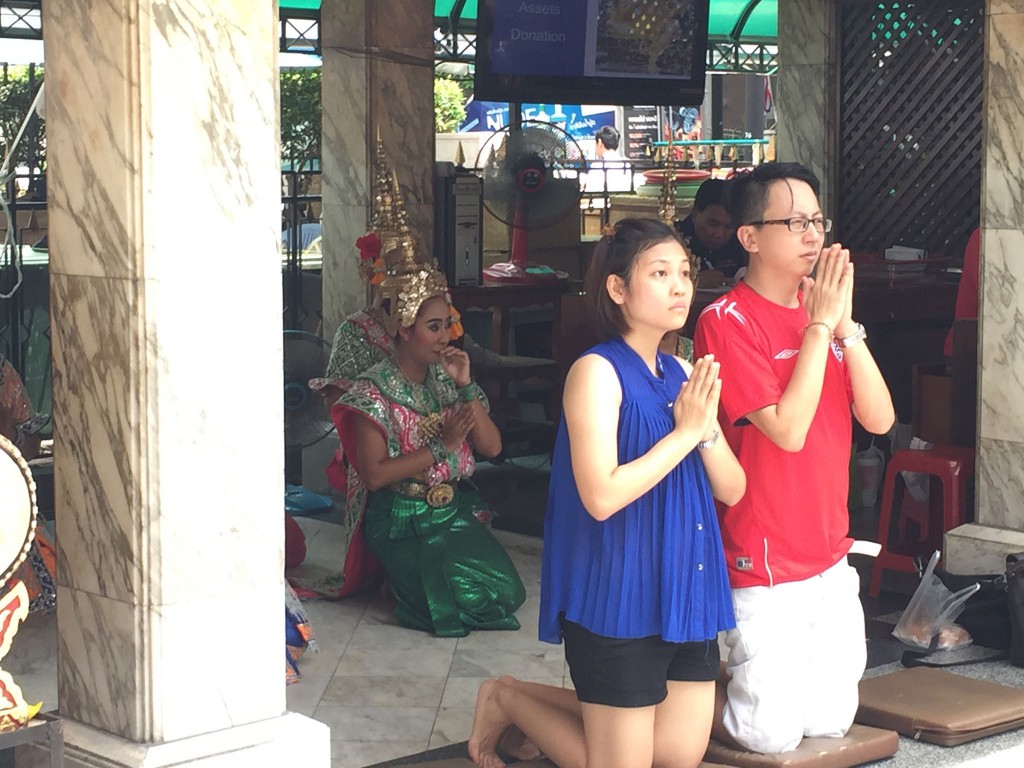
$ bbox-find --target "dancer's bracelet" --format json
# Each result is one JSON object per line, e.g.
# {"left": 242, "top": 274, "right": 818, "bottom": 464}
{"left": 426, "top": 436, "right": 448, "bottom": 465}
{"left": 457, "top": 382, "right": 485, "bottom": 403}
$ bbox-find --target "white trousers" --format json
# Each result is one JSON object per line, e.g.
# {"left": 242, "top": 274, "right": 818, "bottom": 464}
{"left": 722, "top": 558, "right": 866, "bottom": 754}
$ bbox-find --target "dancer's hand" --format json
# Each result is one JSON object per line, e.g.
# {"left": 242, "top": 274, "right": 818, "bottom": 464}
{"left": 673, "top": 354, "right": 721, "bottom": 445}
{"left": 442, "top": 406, "right": 475, "bottom": 452}
{"left": 440, "top": 346, "right": 472, "bottom": 387}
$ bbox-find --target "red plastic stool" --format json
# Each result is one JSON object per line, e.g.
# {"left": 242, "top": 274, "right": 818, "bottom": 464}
{"left": 868, "top": 445, "right": 975, "bottom": 597}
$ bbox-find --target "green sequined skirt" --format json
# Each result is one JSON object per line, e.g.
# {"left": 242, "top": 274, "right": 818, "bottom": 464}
{"left": 362, "top": 487, "right": 526, "bottom": 637}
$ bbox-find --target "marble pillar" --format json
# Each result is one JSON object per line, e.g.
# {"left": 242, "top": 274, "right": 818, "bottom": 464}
{"left": 320, "top": 0, "right": 436, "bottom": 339}
{"left": 29, "top": 1, "right": 329, "bottom": 765}
{"left": 775, "top": 0, "right": 833, "bottom": 215}
{"left": 946, "top": 0, "right": 1024, "bottom": 573}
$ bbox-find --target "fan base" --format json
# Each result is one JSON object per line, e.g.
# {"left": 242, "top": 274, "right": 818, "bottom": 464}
{"left": 483, "top": 262, "right": 569, "bottom": 285}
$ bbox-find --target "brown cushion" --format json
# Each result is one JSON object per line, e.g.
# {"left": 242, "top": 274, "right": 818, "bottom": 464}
{"left": 857, "top": 667, "right": 1024, "bottom": 746}
{"left": 703, "top": 724, "right": 898, "bottom": 767}
{"left": 411, "top": 727, "right": 898, "bottom": 768}
{"left": 412, "top": 759, "right": 733, "bottom": 768}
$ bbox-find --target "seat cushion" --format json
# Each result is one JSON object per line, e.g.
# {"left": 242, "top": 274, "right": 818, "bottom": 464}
{"left": 413, "top": 758, "right": 733, "bottom": 768}
{"left": 703, "top": 724, "right": 898, "bottom": 767}
{"left": 857, "top": 666, "right": 1024, "bottom": 746}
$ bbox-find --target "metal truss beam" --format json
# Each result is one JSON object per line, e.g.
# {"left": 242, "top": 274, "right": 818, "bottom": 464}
{"left": 280, "top": 6, "right": 319, "bottom": 55}
{"left": 0, "top": 5, "right": 774, "bottom": 78}
{"left": 709, "top": 40, "right": 778, "bottom": 75}
{"left": 0, "top": 0, "right": 41, "bottom": 40}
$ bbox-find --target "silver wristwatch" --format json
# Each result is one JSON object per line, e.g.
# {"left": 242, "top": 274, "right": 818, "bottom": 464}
{"left": 838, "top": 322, "right": 867, "bottom": 348}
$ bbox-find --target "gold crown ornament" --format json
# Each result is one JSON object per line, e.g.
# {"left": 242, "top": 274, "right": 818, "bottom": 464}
{"left": 359, "top": 137, "right": 463, "bottom": 338}
{"left": 379, "top": 261, "right": 452, "bottom": 336}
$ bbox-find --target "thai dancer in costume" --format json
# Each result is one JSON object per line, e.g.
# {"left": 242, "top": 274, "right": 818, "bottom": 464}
{"left": 332, "top": 242, "right": 525, "bottom": 636}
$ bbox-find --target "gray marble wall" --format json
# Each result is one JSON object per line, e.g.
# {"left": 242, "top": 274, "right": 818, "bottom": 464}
{"left": 321, "top": 0, "right": 436, "bottom": 338}
{"left": 776, "top": 0, "right": 833, "bottom": 215}
{"left": 39, "top": 0, "right": 328, "bottom": 763}
{"left": 947, "top": 0, "right": 1024, "bottom": 572}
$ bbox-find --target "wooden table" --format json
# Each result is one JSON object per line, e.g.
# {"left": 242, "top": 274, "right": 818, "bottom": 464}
{"left": 451, "top": 282, "right": 572, "bottom": 355}
{"left": 451, "top": 282, "right": 572, "bottom": 450}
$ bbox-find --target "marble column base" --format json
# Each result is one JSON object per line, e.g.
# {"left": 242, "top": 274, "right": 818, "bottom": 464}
{"left": 945, "top": 522, "right": 1024, "bottom": 574}
{"left": 16, "top": 712, "right": 329, "bottom": 768}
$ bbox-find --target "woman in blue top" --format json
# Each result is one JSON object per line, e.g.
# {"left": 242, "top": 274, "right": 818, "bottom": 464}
{"left": 469, "top": 219, "right": 745, "bottom": 768}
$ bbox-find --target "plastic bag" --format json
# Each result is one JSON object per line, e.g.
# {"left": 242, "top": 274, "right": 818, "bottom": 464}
{"left": 893, "top": 551, "right": 980, "bottom": 651}
{"left": 856, "top": 439, "right": 885, "bottom": 507}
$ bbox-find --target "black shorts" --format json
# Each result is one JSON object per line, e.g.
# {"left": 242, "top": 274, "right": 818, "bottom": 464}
{"left": 560, "top": 616, "right": 719, "bottom": 708}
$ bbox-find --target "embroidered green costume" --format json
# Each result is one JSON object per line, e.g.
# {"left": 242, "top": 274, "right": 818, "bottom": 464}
{"left": 335, "top": 358, "right": 525, "bottom": 636}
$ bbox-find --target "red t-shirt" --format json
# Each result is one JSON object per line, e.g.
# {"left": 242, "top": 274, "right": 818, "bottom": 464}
{"left": 693, "top": 281, "right": 854, "bottom": 588}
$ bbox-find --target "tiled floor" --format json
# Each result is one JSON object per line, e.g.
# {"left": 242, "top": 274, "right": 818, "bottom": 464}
{"left": 3, "top": 519, "right": 566, "bottom": 768}
{"left": 285, "top": 519, "right": 569, "bottom": 768}
{"left": 9, "top": 510, "right": 1024, "bottom": 768}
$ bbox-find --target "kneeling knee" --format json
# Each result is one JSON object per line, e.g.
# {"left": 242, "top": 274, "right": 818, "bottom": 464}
{"left": 732, "top": 728, "right": 802, "bottom": 755}
{"left": 724, "top": 710, "right": 802, "bottom": 754}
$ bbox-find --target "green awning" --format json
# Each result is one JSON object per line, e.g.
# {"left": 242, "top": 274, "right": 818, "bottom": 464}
{"left": 280, "top": 0, "right": 777, "bottom": 43}
{"left": 434, "top": 1, "right": 479, "bottom": 19}
{"left": 709, "top": 0, "right": 777, "bottom": 42}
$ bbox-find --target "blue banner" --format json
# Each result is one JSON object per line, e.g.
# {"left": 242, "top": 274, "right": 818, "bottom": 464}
{"left": 459, "top": 101, "right": 616, "bottom": 142}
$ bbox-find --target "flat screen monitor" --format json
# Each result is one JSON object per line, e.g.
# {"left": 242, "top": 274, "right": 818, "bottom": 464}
{"left": 474, "top": 1, "right": 709, "bottom": 107}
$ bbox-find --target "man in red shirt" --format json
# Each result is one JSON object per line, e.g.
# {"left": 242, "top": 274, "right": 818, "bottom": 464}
{"left": 694, "top": 162, "right": 895, "bottom": 753}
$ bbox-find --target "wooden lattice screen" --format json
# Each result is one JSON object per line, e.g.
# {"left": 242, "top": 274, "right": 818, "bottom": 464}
{"left": 836, "top": 0, "right": 984, "bottom": 256}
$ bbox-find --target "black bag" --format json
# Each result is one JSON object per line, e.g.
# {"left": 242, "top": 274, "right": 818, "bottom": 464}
{"left": 1008, "top": 552, "right": 1024, "bottom": 667}
{"left": 934, "top": 567, "right": 1012, "bottom": 650}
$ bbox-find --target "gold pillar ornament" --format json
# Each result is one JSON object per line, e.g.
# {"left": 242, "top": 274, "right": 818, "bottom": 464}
{"left": 658, "top": 134, "right": 677, "bottom": 227}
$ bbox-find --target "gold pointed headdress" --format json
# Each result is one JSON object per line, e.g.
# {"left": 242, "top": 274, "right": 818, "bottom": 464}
{"left": 367, "top": 139, "right": 451, "bottom": 335}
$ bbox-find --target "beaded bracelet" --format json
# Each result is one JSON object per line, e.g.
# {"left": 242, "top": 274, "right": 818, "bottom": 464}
{"left": 697, "top": 429, "right": 720, "bottom": 451}
{"left": 457, "top": 382, "right": 485, "bottom": 403}
{"left": 804, "top": 321, "right": 833, "bottom": 336}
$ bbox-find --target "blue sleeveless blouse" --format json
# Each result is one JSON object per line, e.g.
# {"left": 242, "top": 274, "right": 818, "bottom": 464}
{"left": 539, "top": 338, "right": 735, "bottom": 643}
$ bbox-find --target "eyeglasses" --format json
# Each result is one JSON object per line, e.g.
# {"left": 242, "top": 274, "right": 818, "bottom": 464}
{"left": 750, "top": 217, "right": 833, "bottom": 234}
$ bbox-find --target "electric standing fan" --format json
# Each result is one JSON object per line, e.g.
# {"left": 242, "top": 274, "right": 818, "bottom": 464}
{"left": 284, "top": 330, "right": 334, "bottom": 449}
{"left": 283, "top": 330, "right": 335, "bottom": 514}
{"left": 475, "top": 121, "right": 587, "bottom": 284}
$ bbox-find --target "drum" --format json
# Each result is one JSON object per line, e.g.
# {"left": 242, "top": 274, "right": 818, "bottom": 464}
{"left": 0, "top": 436, "right": 37, "bottom": 586}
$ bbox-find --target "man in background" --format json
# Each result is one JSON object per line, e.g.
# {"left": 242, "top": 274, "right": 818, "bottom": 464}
{"left": 584, "top": 125, "right": 632, "bottom": 197}
{"left": 594, "top": 125, "right": 622, "bottom": 161}
{"left": 676, "top": 178, "right": 747, "bottom": 279}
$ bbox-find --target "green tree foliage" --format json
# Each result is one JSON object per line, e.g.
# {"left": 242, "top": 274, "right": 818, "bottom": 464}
{"left": 280, "top": 68, "right": 321, "bottom": 166}
{"left": 0, "top": 65, "right": 45, "bottom": 171}
{"left": 434, "top": 76, "right": 467, "bottom": 134}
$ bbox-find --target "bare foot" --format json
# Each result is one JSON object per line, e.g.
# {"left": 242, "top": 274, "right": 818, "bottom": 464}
{"left": 498, "top": 725, "right": 541, "bottom": 761}
{"left": 468, "top": 679, "right": 511, "bottom": 768}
